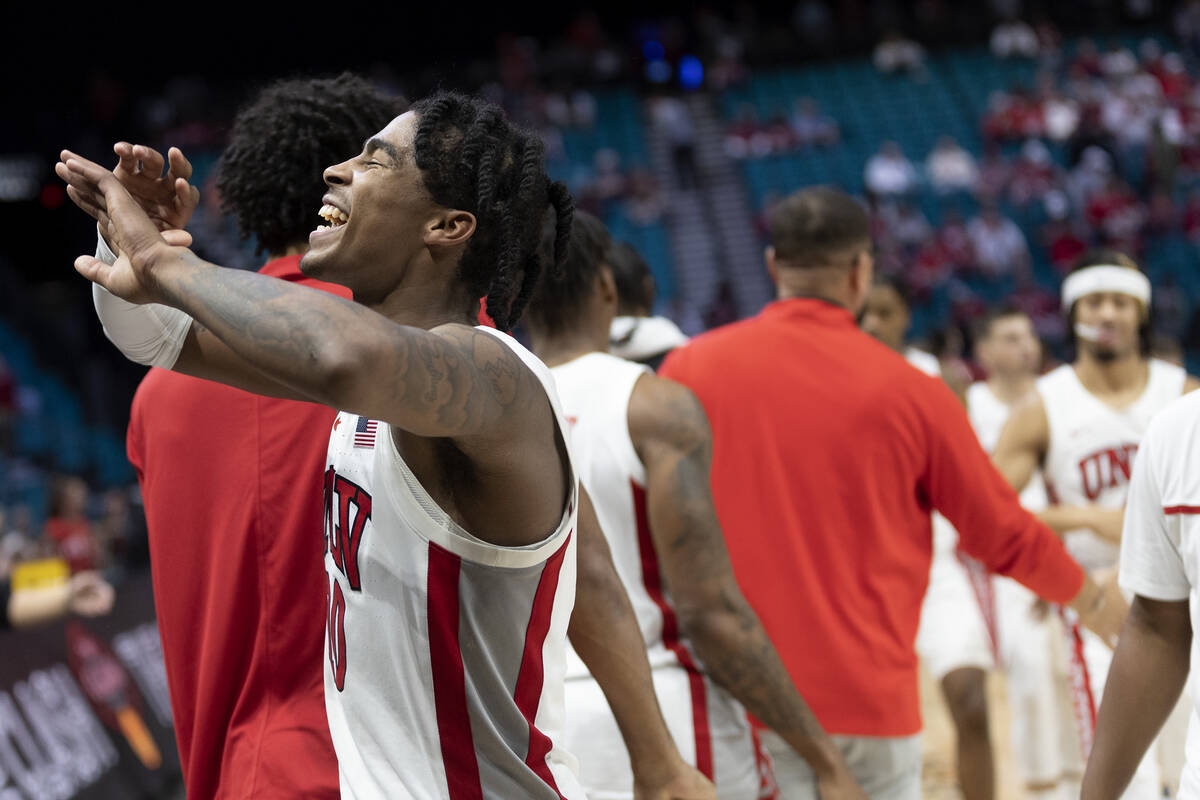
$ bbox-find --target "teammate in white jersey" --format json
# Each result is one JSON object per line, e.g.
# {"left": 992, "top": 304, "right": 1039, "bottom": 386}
{"left": 59, "top": 92, "right": 715, "bottom": 800}
{"left": 965, "top": 308, "right": 1077, "bottom": 800}
{"left": 861, "top": 276, "right": 998, "bottom": 800}
{"left": 525, "top": 211, "right": 864, "bottom": 800}
{"left": 993, "top": 250, "right": 1200, "bottom": 800}
{"left": 1082, "top": 389, "right": 1200, "bottom": 798}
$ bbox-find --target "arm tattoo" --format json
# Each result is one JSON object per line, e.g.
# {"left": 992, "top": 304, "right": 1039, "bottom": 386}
{"left": 157, "top": 254, "right": 532, "bottom": 439}
{"left": 636, "top": 377, "right": 834, "bottom": 755}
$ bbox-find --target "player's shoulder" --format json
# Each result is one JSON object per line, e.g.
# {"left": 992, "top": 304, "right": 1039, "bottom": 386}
{"left": 627, "top": 371, "right": 710, "bottom": 448}
{"left": 1036, "top": 362, "right": 1074, "bottom": 391}
{"left": 1144, "top": 389, "right": 1200, "bottom": 457}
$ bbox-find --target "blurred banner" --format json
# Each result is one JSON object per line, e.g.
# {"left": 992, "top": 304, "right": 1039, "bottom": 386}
{"left": 0, "top": 570, "right": 181, "bottom": 798}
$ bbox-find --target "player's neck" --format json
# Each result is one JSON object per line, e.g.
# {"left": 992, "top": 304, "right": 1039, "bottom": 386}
{"left": 365, "top": 278, "right": 477, "bottom": 331}
{"left": 530, "top": 327, "right": 610, "bottom": 368}
{"left": 1073, "top": 351, "right": 1148, "bottom": 396}
{"left": 987, "top": 373, "right": 1036, "bottom": 406}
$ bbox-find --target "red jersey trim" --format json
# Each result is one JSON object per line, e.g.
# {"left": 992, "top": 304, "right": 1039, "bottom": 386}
{"left": 632, "top": 481, "right": 713, "bottom": 779}
{"left": 513, "top": 533, "right": 572, "bottom": 799}
{"left": 1164, "top": 505, "right": 1200, "bottom": 515}
{"left": 427, "top": 543, "right": 484, "bottom": 800}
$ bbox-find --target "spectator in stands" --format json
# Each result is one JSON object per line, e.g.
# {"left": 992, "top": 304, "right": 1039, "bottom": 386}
{"left": 789, "top": 97, "right": 839, "bottom": 147}
{"left": 939, "top": 209, "right": 976, "bottom": 268}
{"left": 44, "top": 476, "right": 97, "bottom": 574}
{"left": 624, "top": 169, "right": 666, "bottom": 225}
{"left": 1042, "top": 89, "right": 1081, "bottom": 141}
{"left": 1, "top": 570, "right": 113, "bottom": 630}
{"left": 1100, "top": 42, "right": 1139, "bottom": 79}
{"left": 1040, "top": 193, "right": 1088, "bottom": 274}
{"left": 1072, "top": 37, "right": 1103, "bottom": 77}
{"left": 864, "top": 141, "right": 918, "bottom": 199}
{"left": 651, "top": 95, "right": 700, "bottom": 188}
{"left": 977, "top": 143, "right": 1013, "bottom": 197}
{"left": 873, "top": 30, "right": 926, "bottom": 77}
{"left": 1086, "top": 175, "right": 1145, "bottom": 251}
{"left": 725, "top": 105, "right": 763, "bottom": 159}
{"left": 967, "top": 204, "right": 1032, "bottom": 281}
{"left": 989, "top": 18, "right": 1038, "bottom": 59}
{"left": 886, "top": 202, "right": 933, "bottom": 249}
{"left": 1065, "top": 145, "right": 1114, "bottom": 210}
{"left": 926, "top": 135, "right": 979, "bottom": 195}
{"left": 1008, "top": 139, "right": 1056, "bottom": 207}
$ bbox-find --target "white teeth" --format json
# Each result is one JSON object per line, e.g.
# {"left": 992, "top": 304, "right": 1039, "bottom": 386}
{"left": 317, "top": 204, "right": 348, "bottom": 226}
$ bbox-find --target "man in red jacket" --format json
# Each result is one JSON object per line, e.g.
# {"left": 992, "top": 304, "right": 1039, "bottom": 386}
{"left": 659, "top": 187, "right": 1126, "bottom": 799}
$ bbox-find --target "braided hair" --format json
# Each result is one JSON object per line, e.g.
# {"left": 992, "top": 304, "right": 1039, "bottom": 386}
{"left": 410, "top": 91, "right": 573, "bottom": 331}
{"left": 217, "top": 73, "right": 406, "bottom": 256}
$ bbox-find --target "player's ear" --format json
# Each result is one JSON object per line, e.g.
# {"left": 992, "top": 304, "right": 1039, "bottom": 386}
{"left": 764, "top": 246, "right": 779, "bottom": 286}
{"left": 848, "top": 248, "right": 874, "bottom": 313}
{"left": 425, "top": 209, "right": 476, "bottom": 249}
{"left": 597, "top": 265, "right": 617, "bottom": 307}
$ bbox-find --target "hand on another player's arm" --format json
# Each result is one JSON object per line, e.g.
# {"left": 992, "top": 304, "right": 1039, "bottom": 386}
{"left": 631, "top": 376, "right": 863, "bottom": 795}
{"left": 1069, "top": 568, "right": 1128, "bottom": 648}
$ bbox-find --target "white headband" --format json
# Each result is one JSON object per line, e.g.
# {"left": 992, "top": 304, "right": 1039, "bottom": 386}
{"left": 1061, "top": 265, "right": 1151, "bottom": 310}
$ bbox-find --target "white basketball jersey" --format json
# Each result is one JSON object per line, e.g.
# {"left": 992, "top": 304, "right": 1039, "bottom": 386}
{"left": 1039, "top": 359, "right": 1187, "bottom": 571}
{"left": 550, "top": 352, "right": 752, "bottom": 782}
{"left": 322, "top": 327, "right": 585, "bottom": 800}
{"left": 967, "top": 381, "right": 1047, "bottom": 511}
{"left": 906, "top": 346, "right": 940, "bottom": 377}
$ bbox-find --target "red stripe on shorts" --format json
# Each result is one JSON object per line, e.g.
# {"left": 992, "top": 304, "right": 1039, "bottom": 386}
{"left": 427, "top": 543, "right": 484, "bottom": 800}
{"left": 1164, "top": 505, "right": 1200, "bottom": 515}
{"left": 513, "top": 532, "right": 572, "bottom": 799}
{"left": 1059, "top": 608, "right": 1097, "bottom": 759}
{"left": 632, "top": 480, "right": 714, "bottom": 779}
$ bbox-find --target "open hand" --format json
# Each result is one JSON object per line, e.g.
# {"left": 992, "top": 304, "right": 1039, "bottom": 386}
{"left": 818, "top": 768, "right": 869, "bottom": 800}
{"left": 56, "top": 151, "right": 188, "bottom": 303}
{"left": 111, "top": 143, "right": 200, "bottom": 232}
{"left": 68, "top": 571, "right": 115, "bottom": 617}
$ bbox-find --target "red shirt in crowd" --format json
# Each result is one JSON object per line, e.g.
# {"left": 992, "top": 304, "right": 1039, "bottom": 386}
{"left": 45, "top": 517, "right": 96, "bottom": 574}
{"left": 659, "top": 297, "right": 1083, "bottom": 737}
{"left": 126, "top": 256, "right": 346, "bottom": 799}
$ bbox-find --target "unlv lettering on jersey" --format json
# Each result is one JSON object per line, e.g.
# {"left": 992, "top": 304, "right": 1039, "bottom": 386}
{"left": 323, "top": 467, "right": 373, "bottom": 591}
{"left": 1077, "top": 443, "right": 1138, "bottom": 501}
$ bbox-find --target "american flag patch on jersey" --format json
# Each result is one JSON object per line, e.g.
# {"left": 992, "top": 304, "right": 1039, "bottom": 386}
{"left": 353, "top": 417, "right": 378, "bottom": 448}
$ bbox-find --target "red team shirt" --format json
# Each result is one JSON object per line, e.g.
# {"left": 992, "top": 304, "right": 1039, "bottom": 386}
{"left": 126, "top": 256, "right": 346, "bottom": 799}
{"left": 660, "top": 297, "right": 1084, "bottom": 737}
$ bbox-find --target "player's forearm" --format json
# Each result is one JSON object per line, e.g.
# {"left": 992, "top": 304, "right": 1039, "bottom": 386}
{"left": 1081, "top": 597, "right": 1190, "bottom": 799}
{"left": 679, "top": 596, "right": 841, "bottom": 777}
{"left": 1038, "top": 505, "right": 1092, "bottom": 535}
{"left": 568, "top": 519, "right": 682, "bottom": 780}
{"left": 151, "top": 251, "right": 402, "bottom": 409}
{"left": 7, "top": 584, "right": 72, "bottom": 629}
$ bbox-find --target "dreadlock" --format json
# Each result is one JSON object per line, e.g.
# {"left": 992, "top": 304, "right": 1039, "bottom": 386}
{"left": 409, "top": 91, "right": 574, "bottom": 331}
{"left": 216, "top": 73, "right": 406, "bottom": 256}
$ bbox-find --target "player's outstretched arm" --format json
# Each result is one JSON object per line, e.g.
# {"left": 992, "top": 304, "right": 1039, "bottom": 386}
{"left": 568, "top": 488, "right": 716, "bottom": 800}
{"left": 58, "top": 151, "right": 542, "bottom": 440}
{"left": 1081, "top": 595, "right": 1190, "bottom": 799}
{"left": 629, "top": 375, "right": 865, "bottom": 799}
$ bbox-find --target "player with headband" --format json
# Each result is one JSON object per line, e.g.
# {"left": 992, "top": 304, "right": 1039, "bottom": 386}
{"left": 992, "top": 250, "right": 1199, "bottom": 799}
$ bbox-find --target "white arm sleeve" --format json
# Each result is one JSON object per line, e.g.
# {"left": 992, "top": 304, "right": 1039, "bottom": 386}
{"left": 92, "top": 231, "right": 192, "bottom": 369}
{"left": 1119, "top": 423, "right": 1191, "bottom": 601}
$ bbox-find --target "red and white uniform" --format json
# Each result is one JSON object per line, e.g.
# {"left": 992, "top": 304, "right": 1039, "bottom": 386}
{"left": 1038, "top": 358, "right": 1186, "bottom": 799}
{"left": 322, "top": 327, "right": 585, "bottom": 800}
{"left": 1119, "top": 389, "right": 1200, "bottom": 798}
{"left": 967, "top": 381, "right": 1070, "bottom": 789}
{"left": 551, "top": 352, "right": 764, "bottom": 800}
